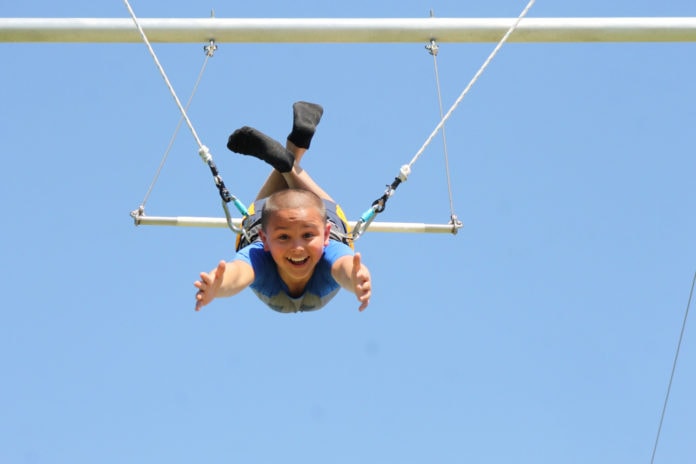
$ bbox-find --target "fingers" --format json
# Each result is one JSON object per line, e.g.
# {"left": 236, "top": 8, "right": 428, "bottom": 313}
{"left": 352, "top": 252, "right": 362, "bottom": 272}
{"left": 352, "top": 252, "right": 371, "bottom": 311}
{"left": 194, "top": 261, "right": 227, "bottom": 311}
{"left": 358, "top": 294, "right": 370, "bottom": 312}
{"left": 194, "top": 274, "right": 209, "bottom": 311}
{"left": 215, "top": 260, "right": 226, "bottom": 281}
{"left": 351, "top": 253, "right": 368, "bottom": 285}
{"left": 195, "top": 292, "right": 205, "bottom": 312}
{"left": 357, "top": 280, "right": 371, "bottom": 311}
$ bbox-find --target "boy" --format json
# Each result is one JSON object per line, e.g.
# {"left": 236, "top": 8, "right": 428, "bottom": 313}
{"left": 194, "top": 102, "right": 371, "bottom": 313}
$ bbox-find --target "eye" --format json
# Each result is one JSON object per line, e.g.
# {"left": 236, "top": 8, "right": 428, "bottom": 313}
{"left": 303, "top": 232, "right": 316, "bottom": 239}
{"left": 277, "top": 234, "right": 290, "bottom": 241}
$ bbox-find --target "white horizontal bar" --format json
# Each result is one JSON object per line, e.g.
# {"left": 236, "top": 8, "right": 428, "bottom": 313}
{"left": 134, "top": 215, "right": 461, "bottom": 234}
{"left": 2, "top": 17, "right": 696, "bottom": 43}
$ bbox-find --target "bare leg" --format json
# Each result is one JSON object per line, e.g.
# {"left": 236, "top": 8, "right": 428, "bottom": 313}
{"left": 280, "top": 151, "right": 334, "bottom": 202}
{"left": 250, "top": 101, "right": 325, "bottom": 200}
{"left": 254, "top": 140, "right": 308, "bottom": 200}
{"left": 254, "top": 140, "right": 333, "bottom": 201}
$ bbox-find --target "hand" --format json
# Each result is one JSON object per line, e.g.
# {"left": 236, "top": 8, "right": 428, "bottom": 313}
{"left": 351, "top": 253, "right": 371, "bottom": 311}
{"left": 194, "top": 260, "right": 226, "bottom": 311}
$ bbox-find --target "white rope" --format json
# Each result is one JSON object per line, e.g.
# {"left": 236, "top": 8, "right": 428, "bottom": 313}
{"left": 138, "top": 49, "right": 214, "bottom": 211}
{"left": 408, "top": 0, "right": 536, "bottom": 169}
{"left": 122, "top": 0, "right": 205, "bottom": 150}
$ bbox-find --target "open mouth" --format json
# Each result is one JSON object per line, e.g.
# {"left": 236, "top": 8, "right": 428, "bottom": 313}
{"left": 287, "top": 256, "right": 309, "bottom": 266}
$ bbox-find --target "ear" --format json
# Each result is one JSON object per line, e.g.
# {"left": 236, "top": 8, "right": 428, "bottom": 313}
{"left": 323, "top": 222, "right": 331, "bottom": 247}
{"left": 258, "top": 229, "right": 270, "bottom": 251}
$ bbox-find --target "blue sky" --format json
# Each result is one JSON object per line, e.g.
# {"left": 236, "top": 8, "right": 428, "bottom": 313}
{"left": 1, "top": 1, "right": 695, "bottom": 463}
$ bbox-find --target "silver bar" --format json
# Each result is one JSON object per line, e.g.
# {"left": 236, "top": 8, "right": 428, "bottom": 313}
{"left": 134, "top": 215, "right": 460, "bottom": 234}
{"left": 2, "top": 17, "right": 696, "bottom": 43}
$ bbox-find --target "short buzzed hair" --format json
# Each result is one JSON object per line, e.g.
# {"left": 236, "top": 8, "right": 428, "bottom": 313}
{"left": 261, "top": 188, "right": 327, "bottom": 231}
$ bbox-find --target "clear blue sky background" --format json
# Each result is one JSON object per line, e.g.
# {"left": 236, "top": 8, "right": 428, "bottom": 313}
{"left": 1, "top": 1, "right": 694, "bottom": 463}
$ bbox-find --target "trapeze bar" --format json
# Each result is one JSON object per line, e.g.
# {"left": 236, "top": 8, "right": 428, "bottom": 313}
{"left": 2, "top": 17, "right": 696, "bottom": 43}
{"left": 134, "top": 215, "right": 460, "bottom": 234}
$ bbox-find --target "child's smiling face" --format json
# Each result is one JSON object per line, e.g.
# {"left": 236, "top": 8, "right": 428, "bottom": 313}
{"left": 259, "top": 205, "right": 331, "bottom": 293}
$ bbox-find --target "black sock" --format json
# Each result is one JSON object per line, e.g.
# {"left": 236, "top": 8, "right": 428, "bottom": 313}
{"left": 287, "top": 101, "right": 323, "bottom": 149}
{"left": 227, "top": 126, "right": 294, "bottom": 173}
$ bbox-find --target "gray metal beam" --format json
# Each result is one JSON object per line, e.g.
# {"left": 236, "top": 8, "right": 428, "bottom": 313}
{"left": 1, "top": 17, "right": 696, "bottom": 43}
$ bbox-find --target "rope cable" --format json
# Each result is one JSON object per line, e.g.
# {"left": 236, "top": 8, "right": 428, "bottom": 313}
{"left": 426, "top": 36, "right": 458, "bottom": 224}
{"left": 122, "top": 0, "right": 205, "bottom": 150}
{"left": 408, "top": 0, "right": 536, "bottom": 169}
{"left": 351, "top": 0, "right": 534, "bottom": 240}
{"left": 650, "top": 270, "right": 695, "bottom": 464}
{"left": 124, "top": 1, "right": 245, "bottom": 234}
{"left": 137, "top": 45, "right": 215, "bottom": 212}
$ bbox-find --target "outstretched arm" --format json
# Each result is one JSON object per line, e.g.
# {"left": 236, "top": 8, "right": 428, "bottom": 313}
{"left": 194, "top": 260, "right": 255, "bottom": 311}
{"left": 332, "top": 252, "right": 372, "bottom": 311}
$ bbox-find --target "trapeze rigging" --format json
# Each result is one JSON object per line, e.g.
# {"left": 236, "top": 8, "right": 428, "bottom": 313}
{"left": 124, "top": 1, "right": 540, "bottom": 240}
{"left": 3, "top": 0, "right": 693, "bottom": 456}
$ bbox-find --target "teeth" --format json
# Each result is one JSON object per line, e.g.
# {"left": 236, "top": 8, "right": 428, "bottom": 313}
{"left": 289, "top": 256, "right": 308, "bottom": 264}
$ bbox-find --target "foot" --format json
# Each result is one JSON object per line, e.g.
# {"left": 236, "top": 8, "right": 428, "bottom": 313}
{"left": 227, "top": 126, "right": 294, "bottom": 173}
{"left": 287, "top": 101, "right": 323, "bottom": 149}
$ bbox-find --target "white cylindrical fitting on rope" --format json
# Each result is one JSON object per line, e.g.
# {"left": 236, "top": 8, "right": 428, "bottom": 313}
{"left": 198, "top": 145, "right": 212, "bottom": 164}
{"left": 399, "top": 164, "right": 411, "bottom": 182}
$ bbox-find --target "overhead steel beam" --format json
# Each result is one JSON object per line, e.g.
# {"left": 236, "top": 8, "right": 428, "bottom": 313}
{"left": 1, "top": 17, "right": 696, "bottom": 43}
